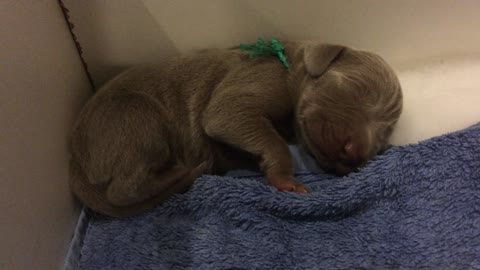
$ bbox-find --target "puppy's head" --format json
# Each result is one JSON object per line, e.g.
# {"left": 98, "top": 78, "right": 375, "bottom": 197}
{"left": 292, "top": 43, "right": 402, "bottom": 175}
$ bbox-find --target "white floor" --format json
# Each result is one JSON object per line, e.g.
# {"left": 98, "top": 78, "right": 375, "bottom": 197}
{"left": 391, "top": 57, "right": 480, "bottom": 145}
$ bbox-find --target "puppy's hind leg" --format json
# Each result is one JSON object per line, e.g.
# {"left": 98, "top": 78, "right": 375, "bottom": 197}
{"left": 76, "top": 90, "right": 202, "bottom": 211}
{"left": 106, "top": 163, "right": 191, "bottom": 207}
{"left": 96, "top": 91, "right": 199, "bottom": 208}
{"left": 70, "top": 158, "right": 206, "bottom": 218}
{"left": 106, "top": 162, "right": 206, "bottom": 209}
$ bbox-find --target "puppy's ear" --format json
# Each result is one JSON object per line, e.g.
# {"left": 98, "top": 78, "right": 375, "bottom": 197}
{"left": 303, "top": 44, "right": 346, "bottom": 77}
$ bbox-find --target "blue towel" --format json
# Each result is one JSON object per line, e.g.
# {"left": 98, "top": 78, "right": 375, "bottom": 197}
{"left": 75, "top": 123, "right": 480, "bottom": 270}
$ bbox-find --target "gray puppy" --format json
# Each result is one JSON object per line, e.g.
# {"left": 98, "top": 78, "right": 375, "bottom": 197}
{"left": 69, "top": 41, "right": 402, "bottom": 217}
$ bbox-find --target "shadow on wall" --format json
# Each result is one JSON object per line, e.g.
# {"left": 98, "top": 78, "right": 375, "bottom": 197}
{"left": 141, "top": 0, "right": 285, "bottom": 52}
{"left": 64, "top": 0, "right": 179, "bottom": 88}
{"left": 65, "top": 0, "right": 288, "bottom": 88}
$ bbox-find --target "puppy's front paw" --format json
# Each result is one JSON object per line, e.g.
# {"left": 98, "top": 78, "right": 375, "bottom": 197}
{"left": 267, "top": 175, "right": 310, "bottom": 193}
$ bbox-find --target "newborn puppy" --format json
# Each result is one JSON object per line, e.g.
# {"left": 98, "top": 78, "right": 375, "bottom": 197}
{"left": 69, "top": 41, "right": 402, "bottom": 217}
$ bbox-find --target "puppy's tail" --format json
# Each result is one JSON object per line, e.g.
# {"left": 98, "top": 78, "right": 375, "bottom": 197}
{"left": 69, "top": 159, "right": 206, "bottom": 218}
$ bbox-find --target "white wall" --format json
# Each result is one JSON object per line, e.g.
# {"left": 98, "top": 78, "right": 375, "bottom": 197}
{"left": 391, "top": 59, "right": 480, "bottom": 144}
{"left": 0, "top": 1, "right": 92, "bottom": 269}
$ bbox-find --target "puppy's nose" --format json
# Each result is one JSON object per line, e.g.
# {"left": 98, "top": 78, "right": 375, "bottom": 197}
{"left": 344, "top": 142, "right": 355, "bottom": 157}
{"left": 340, "top": 141, "right": 363, "bottom": 166}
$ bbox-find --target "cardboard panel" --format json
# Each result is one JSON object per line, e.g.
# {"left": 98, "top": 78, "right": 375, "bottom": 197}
{"left": 0, "top": 1, "right": 92, "bottom": 269}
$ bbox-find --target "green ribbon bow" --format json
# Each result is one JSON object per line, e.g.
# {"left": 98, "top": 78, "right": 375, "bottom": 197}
{"left": 240, "top": 37, "right": 290, "bottom": 69}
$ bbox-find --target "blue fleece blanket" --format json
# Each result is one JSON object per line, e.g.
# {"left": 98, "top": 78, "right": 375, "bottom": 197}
{"left": 74, "top": 123, "right": 480, "bottom": 270}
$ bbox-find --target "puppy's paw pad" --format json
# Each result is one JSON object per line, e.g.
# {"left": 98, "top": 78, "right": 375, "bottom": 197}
{"left": 268, "top": 176, "right": 310, "bottom": 193}
{"left": 276, "top": 182, "right": 297, "bottom": 192}
{"left": 295, "top": 184, "right": 310, "bottom": 193}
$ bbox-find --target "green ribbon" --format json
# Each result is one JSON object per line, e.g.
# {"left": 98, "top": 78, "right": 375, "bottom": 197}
{"left": 240, "top": 37, "right": 290, "bottom": 69}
